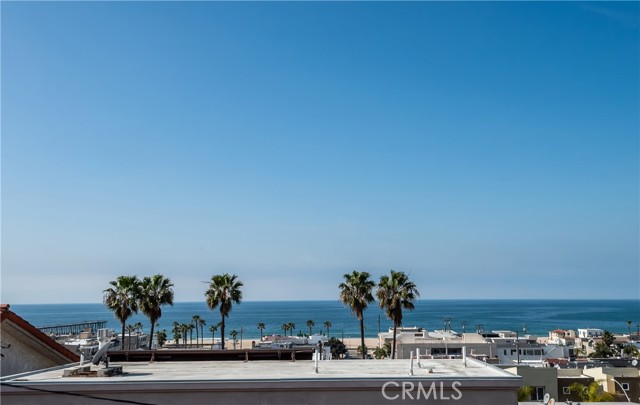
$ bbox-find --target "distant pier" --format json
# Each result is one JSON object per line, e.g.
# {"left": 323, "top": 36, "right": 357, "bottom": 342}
{"left": 38, "top": 320, "right": 107, "bottom": 335}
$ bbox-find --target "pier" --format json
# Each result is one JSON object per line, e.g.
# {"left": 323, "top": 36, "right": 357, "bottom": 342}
{"left": 38, "top": 320, "right": 107, "bottom": 335}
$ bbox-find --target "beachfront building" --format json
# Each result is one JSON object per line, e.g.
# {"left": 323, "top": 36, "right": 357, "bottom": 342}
{"left": 492, "top": 334, "right": 573, "bottom": 365}
{"left": 1, "top": 358, "right": 522, "bottom": 404}
{"left": 578, "top": 328, "right": 605, "bottom": 339}
{"left": 0, "top": 304, "right": 79, "bottom": 377}
{"left": 546, "top": 329, "right": 576, "bottom": 346}
{"left": 574, "top": 328, "right": 627, "bottom": 357}
{"left": 393, "top": 330, "right": 498, "bottom": 360}
{"left": 392, "top": 329, "right": 573, "bottom": 365}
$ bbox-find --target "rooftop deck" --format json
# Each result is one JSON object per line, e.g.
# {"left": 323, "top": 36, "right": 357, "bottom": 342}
{"left": 2, "top": 359, "right": 522, "bottom": 405}
{"left": 5, "top": 358, "right": 518, "bottom": 383}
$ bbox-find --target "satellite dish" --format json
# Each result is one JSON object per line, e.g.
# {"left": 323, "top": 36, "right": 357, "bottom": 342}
{"left": 543, "top": 393, "right": 550, "bottom": 404}
{"left": 92, "top": 338, "right": 116, "bottom": 365}
{"left": 632, "top": 359, "right": 638, "bottom": 367}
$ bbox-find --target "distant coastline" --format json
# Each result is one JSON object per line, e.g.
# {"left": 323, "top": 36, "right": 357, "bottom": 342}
{"left": 10, "top": 299, "right": 639, "bottom": 339}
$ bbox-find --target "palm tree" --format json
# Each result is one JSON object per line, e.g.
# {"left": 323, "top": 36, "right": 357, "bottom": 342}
{"left": 376, "top": 270, "right": 420, "bottom": 359}
{"left": 192, "top": 315, "right": 201, "bottom": 347}
{"left": 324, "top": 321, "right": 332, "bottom": 338}
{"left": 230, "top": 329, "right": 238, "bottom": 349}
{"left": 204, "top": 273, "right": 243, "bottom": 350}
{"left": 172, "top": 322, "right": 182, "bottom": 347}
{"left": 198, "top": 318, "right": 206, "bottom": 346}
{"left": 281, "top": 323, "right": 289, "bottom": 336}
{"left": 187, "top": 324, "right": 195, "bottom": 347}
{"left": 627, "top": 320, "right": 633, "bottom": 336}
{"left": 133, "top": 322, "right": 143, "bottom": 349}
{"left": 288, "top": 322, "right": 295, "bottom": 336}
{"left": 103, "top": 275, "right": 141, "bottom": 351}
{"left": 139, "top": 274, "right": 174, "bottom": 350}
{"left": 209, "top": 323, "right": 220, "bottom": 348}
{"left": 155, "top": 329, "right": 167, "bottom": 348}
{"left": 339, "top": 271, "right": 375, "bottom": 359}
{"left": 181, "top": 323, "right": 189, "bottom": 346}
{"left": 257, "top": 323, "right": 266, "bottom": 341}
{"left": 306, "top": 320, "right": 315, "bottom": 336}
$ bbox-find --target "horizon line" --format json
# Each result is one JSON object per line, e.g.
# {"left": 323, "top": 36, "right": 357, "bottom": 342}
{"left": 7, "top": 297, "right": 640, "bottom": 306}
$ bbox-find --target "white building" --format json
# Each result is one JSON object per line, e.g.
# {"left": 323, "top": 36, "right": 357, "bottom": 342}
{"left": 578, "top": 328, "right": 604, "bottom": 339}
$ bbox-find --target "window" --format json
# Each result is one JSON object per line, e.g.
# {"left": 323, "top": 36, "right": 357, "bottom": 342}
{"left": 532, "top": 387, "right": 545, "bottom": 401}
{"left": 622, "top": 383, "right": 630, "bottom": 391}
{"left": 563, "top": 387, "right": 570, "bottom": 394}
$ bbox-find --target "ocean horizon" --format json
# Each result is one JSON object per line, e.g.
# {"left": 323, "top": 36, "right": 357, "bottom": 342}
{"left": 10, "top": 299, "right": 640, "bottom": 340}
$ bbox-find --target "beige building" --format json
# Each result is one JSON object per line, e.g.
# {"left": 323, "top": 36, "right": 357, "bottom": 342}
{"left": 0, "top": 304, "right": 79, "bottom": 377}
{"left": 505, "top": 365, "right": 640, "bottom": 404}
{"left": 583, "top": 367, "right": 640, "bottom": 402}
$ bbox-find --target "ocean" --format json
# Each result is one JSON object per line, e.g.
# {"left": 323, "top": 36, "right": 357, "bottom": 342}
{"left": 10, "top": 300, "right": 640, "bottom": 340}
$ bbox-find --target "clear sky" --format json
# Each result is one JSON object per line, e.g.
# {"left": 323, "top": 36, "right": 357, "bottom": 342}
{"left": 2, "top": 2, "right": 638, "bottom": 304}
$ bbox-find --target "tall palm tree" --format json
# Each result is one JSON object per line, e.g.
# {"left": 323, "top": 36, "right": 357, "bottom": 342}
{"left": 103, "top": 275, "right": 141, "bottom": 351}
{"left": 376, "top": 270, "right": 420, "bottom": 359}
{"left": 192, "top": 315, "right": 201, "bottom": 347}
{"left": 339, "top": 271, "right": 375, "bottom": 359}
{"left": 324, "top": 321, "right": 332, "bottom": 338}
{"left": 257, "top": 323, "right": 266, "bottom": 341}
{"left": 181, "top": 323, "right": 189, "bottom": 346}
{"left": 204, "top": 273, "right": 243, "bottom": 350}
{"left": 627, "top": 320, "right": 632, "bottom": 336}
{"left": 288, "top": 322, "right": 296, "bottom": 336}
{"left": 281, "top": 323, "right": 289, "bottom": 336}
{"left": 139, "top": 274, "right": 174, "bottom": 350}
{"left": 198, "top": 318, "right": 206, "bottom": 346}
{"left": 209, "top": 323, "right": 219, "bottom": 348}
{"left": 306, "top": 320, "right": 315, "bottom": 336}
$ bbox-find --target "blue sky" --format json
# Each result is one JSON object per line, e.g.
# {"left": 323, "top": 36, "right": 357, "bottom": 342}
{"left": 2, "top": 2, "right": 638, "bottom": 304}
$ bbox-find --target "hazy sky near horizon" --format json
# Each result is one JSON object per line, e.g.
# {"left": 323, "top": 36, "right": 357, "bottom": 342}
{"left": 2, "top": 2, "right": 638, "bottom": 304}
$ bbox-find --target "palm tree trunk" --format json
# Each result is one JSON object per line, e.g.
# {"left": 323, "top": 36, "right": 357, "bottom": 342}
{"left": 121, "top": 323, "right": 126, "bottom": 351}
{"left": 220, "top": 316, "right": 226, "bottom": 350}
{"left": 149, "top": 320, "right": 156, "bottom": 350}
{"left": 392, "top": 324, "right": 397, "bottom": 359}
{"left": 360, "top": 318, "right": 366, "bottom": 359}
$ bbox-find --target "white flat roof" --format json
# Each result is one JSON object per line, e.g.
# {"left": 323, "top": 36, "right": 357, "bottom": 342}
{"left": 6, "top": 358, "right": 519, "bottom": 383}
